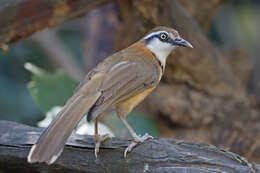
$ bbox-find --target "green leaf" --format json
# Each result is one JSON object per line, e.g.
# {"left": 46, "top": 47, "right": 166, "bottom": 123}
{"left": 27, "top": 64, "right": 79, "bottom": 113}
{"left": 103, "top": 112, "right": 159, "bottom": 137}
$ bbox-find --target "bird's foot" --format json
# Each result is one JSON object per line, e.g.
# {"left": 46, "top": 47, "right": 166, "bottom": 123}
{"left": 124, "top": 133, "right": 153, "bottom": 158}
{"left": 94, "top": 134, "right": 111, "bottom": 158}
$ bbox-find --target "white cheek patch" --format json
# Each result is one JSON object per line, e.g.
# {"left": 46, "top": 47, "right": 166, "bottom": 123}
{"left": 146, "top": 38, "right": 175, "bottom": 67}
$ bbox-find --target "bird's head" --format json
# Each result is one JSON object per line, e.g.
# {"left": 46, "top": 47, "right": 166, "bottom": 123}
{"left": 143, "top": 26, "right": 193, "bottom": 65}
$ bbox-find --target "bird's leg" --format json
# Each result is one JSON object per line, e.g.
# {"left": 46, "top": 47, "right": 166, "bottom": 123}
{"left": 118, "top": 114, "right": 153, "bottom": 157}
{"left": 94, "top": 119, "right": 111, "bottom": 158}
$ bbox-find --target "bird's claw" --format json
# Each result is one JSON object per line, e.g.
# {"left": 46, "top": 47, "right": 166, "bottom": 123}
{"left": 94, "top": 134, "right": 111, "bottom": 158}
{"left": 124, "top": 133, "right": 153, "bottom": 158}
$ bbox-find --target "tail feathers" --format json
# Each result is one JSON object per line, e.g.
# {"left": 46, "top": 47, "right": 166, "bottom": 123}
{"left": 27, "top": 92, "right": 101, "bottom": 164}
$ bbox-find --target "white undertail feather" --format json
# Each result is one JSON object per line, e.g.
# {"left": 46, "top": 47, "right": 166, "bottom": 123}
{"left": 49, "top": 149, "right": 63, "bottom": 165}
{"left": 27, "top": 144, "right": 37, "bottom": 163}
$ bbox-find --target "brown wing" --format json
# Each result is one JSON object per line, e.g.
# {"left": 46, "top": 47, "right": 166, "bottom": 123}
{"left": 87, "top": 59, "right": 159, "bottom": 121}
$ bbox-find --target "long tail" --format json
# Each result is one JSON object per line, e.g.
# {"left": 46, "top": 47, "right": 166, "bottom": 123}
{"left": 27, "top": 92, "right": 101, "bottom": 165}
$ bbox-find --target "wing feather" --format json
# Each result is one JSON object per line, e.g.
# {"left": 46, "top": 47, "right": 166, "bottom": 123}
{"left": 87, "top": 60, "right": 158, "bottom": 121}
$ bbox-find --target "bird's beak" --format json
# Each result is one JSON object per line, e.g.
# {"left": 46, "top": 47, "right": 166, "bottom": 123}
{"left": 172, "top": 37, "right": 193, "bottom": 48}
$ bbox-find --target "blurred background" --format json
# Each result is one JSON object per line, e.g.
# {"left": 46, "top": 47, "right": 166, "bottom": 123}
{"left": 0, "top": 0, "right": 260, "bottom": 162}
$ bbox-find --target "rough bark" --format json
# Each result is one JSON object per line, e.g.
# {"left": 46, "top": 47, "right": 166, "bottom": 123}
{"left": 115, "top": 0, "right": 260, "bottom": 163}
{"left": 0, "top": 120, "right": 259, "bottom": 173}
{"left": 0, "top": 0, "right": 112, "bottom": 50}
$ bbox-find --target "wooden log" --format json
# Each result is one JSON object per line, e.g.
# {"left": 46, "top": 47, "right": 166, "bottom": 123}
{"left": 0, "top": 120, "right": 259, "bottom": 173}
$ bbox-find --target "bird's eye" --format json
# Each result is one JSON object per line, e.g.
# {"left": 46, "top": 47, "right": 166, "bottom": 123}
{"left": 160, "top": 33, "right": 167, "bottom": 40}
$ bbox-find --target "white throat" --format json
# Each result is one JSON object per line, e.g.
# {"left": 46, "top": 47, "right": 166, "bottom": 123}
{"left": 146, "top": 38, "right": 175, "bottom": 67}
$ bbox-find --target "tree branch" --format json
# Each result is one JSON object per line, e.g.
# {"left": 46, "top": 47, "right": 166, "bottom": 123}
{"left": 0, "top": 120, "right": 259, "bottom": 173}
{"left": 0, "top": 0, "right": 113, "bottom": 46}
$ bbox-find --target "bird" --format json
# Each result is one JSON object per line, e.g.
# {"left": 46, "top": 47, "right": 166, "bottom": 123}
{"left": 27, "top": 26, "right": 193, "bottom": 165}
